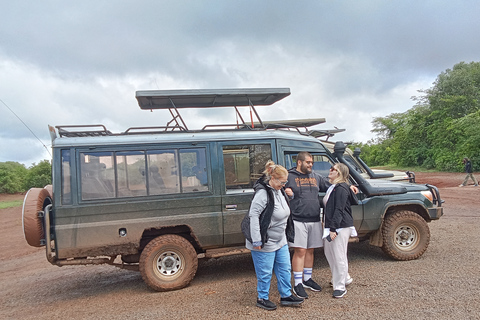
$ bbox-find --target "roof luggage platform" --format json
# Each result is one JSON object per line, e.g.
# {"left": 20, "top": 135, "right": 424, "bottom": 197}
{"left": 51, "top": 88, "right": 336, "bottom": 140}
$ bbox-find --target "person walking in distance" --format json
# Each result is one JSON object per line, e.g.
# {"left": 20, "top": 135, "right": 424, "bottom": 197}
{"left": 459, "top": 157, "right": 478, "bottom": 187}
{"left": 242, "top": 160, "right": 304, "bottom": 311}
{"left": 284, "top": 152, "right": 329, "bottom": 299}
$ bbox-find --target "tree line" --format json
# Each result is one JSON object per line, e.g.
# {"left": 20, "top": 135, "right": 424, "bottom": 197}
{"left": 352, "top": 61, "right": 480, "bottom": 172}
{"left": 0, "top": 160, "right": 51, "bottom": 194}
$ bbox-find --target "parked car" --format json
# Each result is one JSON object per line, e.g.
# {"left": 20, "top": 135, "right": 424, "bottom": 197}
{"left": 22, "top": 88, "right": 443, "bottom": 292}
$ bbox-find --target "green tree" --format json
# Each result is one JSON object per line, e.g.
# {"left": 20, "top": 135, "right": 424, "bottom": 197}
{"left": 365, "top": 61, "right": 480, "bottom": 171}
{"left": 0, "top": 162, "right": 28, "bottom": 193}
{"left": 23, "top": 160, "right": 52, "bottom": 190}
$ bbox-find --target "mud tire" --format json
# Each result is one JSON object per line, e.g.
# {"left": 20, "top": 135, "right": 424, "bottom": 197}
{"left": 381, "top": 210, "right": 430, "bottom": 261}
{"left": 139, "top": 234, "right": 198, "bottom": 291}
{"left": 22, "top": 188, "right": 52, "bottom": 247}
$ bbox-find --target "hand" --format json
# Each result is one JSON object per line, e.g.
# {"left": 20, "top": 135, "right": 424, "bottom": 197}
{"left": 253, "top": 246, "right": 261, "bottom": 250}
{"left": 284, "top": 187, "right": 293, "bottom": 197}
{"left": 329, "top": 231, "right": 337, "bottom": 241}
{"left": 350, "top": 185, "right": 359, "bottom": 194}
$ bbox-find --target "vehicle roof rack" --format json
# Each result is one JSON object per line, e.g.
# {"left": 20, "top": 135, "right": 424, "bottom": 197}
{"left": 56, "top": 125, "right": 113, "bottom": 138}
{"left": 51, "top": 88, "right": 337, "bottom": 140}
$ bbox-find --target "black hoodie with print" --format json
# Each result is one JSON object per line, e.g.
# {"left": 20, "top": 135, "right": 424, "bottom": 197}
{"left": 286, "top": 168, "right": 331, "bottom": 223}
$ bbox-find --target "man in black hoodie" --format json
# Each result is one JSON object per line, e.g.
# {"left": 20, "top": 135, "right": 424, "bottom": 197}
{"left": 284, "top": 151, "right": 330, "bottom": 299}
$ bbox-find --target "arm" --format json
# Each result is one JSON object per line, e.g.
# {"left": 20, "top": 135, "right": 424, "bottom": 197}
{"left": 317, "top": 174, "right": 331, "bottom": 192}
{"left": 330, "top": 186, "right": 349, "bottom": 231}
{"left": 249, "top": 189, "right": 268, "bottom": 249}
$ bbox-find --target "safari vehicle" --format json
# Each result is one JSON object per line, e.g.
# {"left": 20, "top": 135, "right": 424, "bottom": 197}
{"left": 310, "top": 131, "right": 415, "bottom": 182}
{"left": 22, "top": 88, "right": 443, "bottom": 292}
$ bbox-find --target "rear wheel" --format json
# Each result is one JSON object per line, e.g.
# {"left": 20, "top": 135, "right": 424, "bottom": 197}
{"left": 22, "top": 188, "right": 52, "bottom": 247}
{"left": 139, "top": 234, "right": 198, "bottom": 291}
{"left": 381, "top": 210, "right": 430, "bottom": 261}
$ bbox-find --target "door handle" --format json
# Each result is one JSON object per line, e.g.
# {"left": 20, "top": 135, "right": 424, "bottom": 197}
{"left": 225, "top": 204, "right": 237, "bottom": 211}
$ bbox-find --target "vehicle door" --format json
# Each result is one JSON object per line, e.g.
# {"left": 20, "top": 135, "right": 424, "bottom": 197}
{"left": 219, "top": 140, "right": 276, "bottom": 245}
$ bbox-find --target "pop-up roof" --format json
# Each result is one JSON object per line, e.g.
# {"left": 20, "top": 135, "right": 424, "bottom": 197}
{"left": 135, "top": 88, "right": 291, "bottom": 110}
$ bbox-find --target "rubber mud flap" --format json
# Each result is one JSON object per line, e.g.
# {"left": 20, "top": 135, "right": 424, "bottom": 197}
{"left": 22, "top": 188, "right": 51, "bottom": 247}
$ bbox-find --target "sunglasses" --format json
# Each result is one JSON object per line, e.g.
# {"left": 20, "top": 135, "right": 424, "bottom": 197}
{"left": 330, "top": 166, "right": 338, "bottom": 172}
{"left": 275, "top": 178, "right": 288, "bottom": 185}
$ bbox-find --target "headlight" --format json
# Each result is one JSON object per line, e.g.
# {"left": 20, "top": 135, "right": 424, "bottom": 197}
{"left": 421, "top": 190, "right": 434, "bottom": 202}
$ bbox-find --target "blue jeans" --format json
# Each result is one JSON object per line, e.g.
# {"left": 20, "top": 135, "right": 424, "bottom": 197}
{"left": 250, "top": 244, "right": 292, "bottom": 300}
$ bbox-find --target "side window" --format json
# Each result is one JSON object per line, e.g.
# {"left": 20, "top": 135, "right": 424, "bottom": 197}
{"left": 147, "top": 150, "right": 180, "bottom": 194}
{"left": 61, "top": 149, "right": 72, "bottom": 204}
{"left": 80, "top": 152, "right": 115, "bottom": 200}
{"left": 180, "top": 148, "right": 209, "bottom": 193}
{"left": 223, "top": 144, "right": 271, "bottom": 191}
{"left": 116, "top": 151, "right": 147, "bottom": 197}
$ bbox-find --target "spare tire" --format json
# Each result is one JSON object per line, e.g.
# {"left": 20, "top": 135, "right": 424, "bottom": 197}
{"left": 44, "top": 184, "right": 53, "bottom": 198}
{"left": 22, "top": 188, "right": 52, "bottom": 247}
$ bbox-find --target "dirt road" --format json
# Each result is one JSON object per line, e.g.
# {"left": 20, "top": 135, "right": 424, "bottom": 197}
{"left": 1, "top": 172, "right": 479, "bottom": 319}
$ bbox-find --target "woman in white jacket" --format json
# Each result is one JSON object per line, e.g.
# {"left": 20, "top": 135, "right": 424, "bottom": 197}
{"left": 323, "top": 163, "right": 358, "bottom": 298}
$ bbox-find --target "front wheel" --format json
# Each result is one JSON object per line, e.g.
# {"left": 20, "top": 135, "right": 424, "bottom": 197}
{"left": 381, "top": 210, "right": 430, "bottom": 261}
{"left": 139, "top": 234, "right": 198, "bottom": 291}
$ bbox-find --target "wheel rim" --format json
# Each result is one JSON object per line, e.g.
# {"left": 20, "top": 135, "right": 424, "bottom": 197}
{"left": 394, "top": 224, "right": 419, "bottom": 251}
{"left": 153, "top": 250, "right": 184, "bottom": 280}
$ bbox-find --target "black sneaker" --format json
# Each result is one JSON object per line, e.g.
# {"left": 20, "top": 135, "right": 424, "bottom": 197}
{"left": 333, "top": 289, "right": 347, "bottom": 298}
{"left": 303, "top": 278, "right": 322, "bottom": 292}
{"left": 293, "top": 283, "right": 308, "bottom": 299}
{"left": 280, "top": 295, "right": 304, "bottom": 306}
{"left": 256, "top": 299, "right": 277, "bottom": 311}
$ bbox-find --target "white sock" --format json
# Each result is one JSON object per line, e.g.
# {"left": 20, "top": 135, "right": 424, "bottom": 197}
{"left": 294, "top": 271, "right": 303, "bottom": 286}
{"left": 303, "top": 268, "right": 313, "bottom": 281}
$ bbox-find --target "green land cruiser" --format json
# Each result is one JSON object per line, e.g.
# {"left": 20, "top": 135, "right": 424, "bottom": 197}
{"left": 22, "top": 88, "right": 443, "bottom": 292}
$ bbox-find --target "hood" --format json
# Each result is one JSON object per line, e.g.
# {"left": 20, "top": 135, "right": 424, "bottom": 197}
{"left": 366, "top": 179, "right": 429, "bottom": 192}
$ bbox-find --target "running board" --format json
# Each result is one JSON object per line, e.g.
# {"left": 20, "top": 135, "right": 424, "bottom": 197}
{"left": 199, "top": 247, "right": 250, "bottom": 259}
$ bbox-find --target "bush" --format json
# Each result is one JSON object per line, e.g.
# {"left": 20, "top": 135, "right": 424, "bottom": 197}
{"left": 0, "top": 162, "right": 28, "bottom": 193}
{"left": 0, "top": 160, "right": 51, "bottom": 194}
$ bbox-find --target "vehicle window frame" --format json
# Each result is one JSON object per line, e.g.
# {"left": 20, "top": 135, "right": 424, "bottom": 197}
{"left": 219, "top": 140, "right": 275, "bottom": 194}
{"left": 74, "top": 145, "right": 211, "bottom": 202}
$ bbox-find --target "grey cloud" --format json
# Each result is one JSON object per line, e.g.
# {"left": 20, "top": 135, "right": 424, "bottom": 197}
{"left": 1, "top": 1, "right": 480, "bottom": 165}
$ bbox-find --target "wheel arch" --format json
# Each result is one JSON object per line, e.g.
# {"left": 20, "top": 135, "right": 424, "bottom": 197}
{"left": 139, "top": 225, "right": 202, "bottom": 254}
{"left": 384, "top": 203, "right": 431, "bottom": 222}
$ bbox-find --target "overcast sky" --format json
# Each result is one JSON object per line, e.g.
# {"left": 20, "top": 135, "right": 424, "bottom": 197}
{"left": 1, "top": 1, "right": 479, "bottom": 166}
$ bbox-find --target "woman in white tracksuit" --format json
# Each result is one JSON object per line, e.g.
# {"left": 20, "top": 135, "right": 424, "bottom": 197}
{"left": 322, "top": 163, "right": 358, "bottom": 298}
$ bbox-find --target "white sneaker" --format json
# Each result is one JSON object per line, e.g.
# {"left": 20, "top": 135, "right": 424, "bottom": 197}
{"left": 459, "top": 184, "right": 465, "bottom": 187}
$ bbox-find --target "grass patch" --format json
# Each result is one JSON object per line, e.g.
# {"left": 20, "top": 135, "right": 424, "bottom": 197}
{"left": 0, "top": 200, "right": 23, "bottom": 209}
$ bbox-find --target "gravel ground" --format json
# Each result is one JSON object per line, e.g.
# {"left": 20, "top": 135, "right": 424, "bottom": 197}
{"left": 1, "top": 172, "right": 479, "bottom": 320}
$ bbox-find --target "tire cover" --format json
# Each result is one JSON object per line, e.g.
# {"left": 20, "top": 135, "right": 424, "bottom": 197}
{"left": 22, "top": 188, "right": 51, "bottom": 247}
{"left": 44, "top": 185, "right": 53, "bottom": 198}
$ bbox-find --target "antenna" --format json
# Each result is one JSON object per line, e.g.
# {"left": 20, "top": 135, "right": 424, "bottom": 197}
{"left": 0, "top": 98, "right": 52, "bottom": 157}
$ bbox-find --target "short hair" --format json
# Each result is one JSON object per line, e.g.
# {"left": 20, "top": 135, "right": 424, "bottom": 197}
{"left": 297, "top": 151, "right": 312, "bottom": 162}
